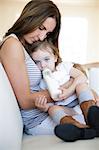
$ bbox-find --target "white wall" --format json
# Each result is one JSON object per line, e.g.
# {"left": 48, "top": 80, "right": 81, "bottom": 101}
{"left": 0, "top": 1, "right": 26, "bottom": 38}
{"left": 0, "top": 0, "right": 99, "bottom": 63}
{"left": 56, "top": 2, "right": 99, "bottom": 62}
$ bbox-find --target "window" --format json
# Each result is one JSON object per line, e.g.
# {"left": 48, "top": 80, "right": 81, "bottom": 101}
{"left": 59, "top": 17, "right": 88, "bottom": 64}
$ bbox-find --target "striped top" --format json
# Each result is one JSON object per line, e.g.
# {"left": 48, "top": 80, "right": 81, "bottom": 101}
{"left": 2, "top": 34, "right": 48, "bottom": 130}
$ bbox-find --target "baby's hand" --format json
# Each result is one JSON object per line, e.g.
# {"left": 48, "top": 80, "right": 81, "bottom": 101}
{"left": 55, "top": 86, "right": 75, "bottom": 101}
{"left": 58, "top": 87, "right": 69, "bottom": 100}
{"left": 35, "top": 95, "right": 49, "bottom": 112}
{"left": 52, "top": 87, "right": 67, "bottom": 101}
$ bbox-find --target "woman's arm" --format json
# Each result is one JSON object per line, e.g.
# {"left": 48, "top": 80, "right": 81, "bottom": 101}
{"left": 0, "top": 37, "right": 52, "bottom": 109}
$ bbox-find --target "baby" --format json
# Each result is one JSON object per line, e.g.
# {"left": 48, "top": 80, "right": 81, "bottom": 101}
{"left": 30, "top": 40, "right": 96, "bottom": 127}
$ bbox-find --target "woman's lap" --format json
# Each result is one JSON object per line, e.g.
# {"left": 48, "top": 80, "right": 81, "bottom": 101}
{"left": 26, "top": 116, "right": 57, "bottom": 135}
{"left": 25, "top": 106, "right": 86, "bottom": 135}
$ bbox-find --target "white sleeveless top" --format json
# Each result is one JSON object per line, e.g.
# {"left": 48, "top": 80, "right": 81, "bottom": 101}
{"left": 1, "top": 34, "right": 48, "bottom": 130}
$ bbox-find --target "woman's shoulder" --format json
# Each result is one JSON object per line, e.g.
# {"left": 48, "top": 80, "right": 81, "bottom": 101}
{"left": 2, "top": 34, "right": 21, "bottom": 48}
{"left": 0, "top": 34, "right": 25, "bottom": 61}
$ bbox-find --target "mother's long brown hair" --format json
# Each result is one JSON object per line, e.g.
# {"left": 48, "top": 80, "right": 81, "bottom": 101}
{"left": 5, "top": 0, "right": 61, "bottom": 47}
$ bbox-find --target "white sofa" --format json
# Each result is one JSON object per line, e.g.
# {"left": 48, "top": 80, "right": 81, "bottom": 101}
{"left": 0, "top": 62, "right": 99, "bottom": 150}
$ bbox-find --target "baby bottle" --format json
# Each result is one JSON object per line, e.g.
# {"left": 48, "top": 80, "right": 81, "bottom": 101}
{"left": 43, "top": 68, "right": 62, "bottom": 100}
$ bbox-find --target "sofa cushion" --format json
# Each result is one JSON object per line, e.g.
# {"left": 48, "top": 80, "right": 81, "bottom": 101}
{"left": 0, "top": 63, "right": 23, "bottom": 150}
{"left": 22, "top": 134, "right": 99, "bottom": 150}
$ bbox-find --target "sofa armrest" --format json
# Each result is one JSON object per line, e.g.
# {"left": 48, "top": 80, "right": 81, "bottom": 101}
{"left": 0, "top": 63, "right": 23, "bottom": 150}
{"left": 88, "top": 68, "right": 99, "bottom": 95}
{"left": 82, "top": 62, "right": 99, "bottom": 95}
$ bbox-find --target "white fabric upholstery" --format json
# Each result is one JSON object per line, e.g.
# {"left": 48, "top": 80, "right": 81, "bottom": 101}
{"left": 0, "top": 63, "right": 23, "bottom": 150}
{"left": 22, "top": 134, "right": 99, "bottom": 150}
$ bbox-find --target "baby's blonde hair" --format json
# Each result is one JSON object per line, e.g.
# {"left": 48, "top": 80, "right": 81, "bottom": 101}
{"left": 30, "top": 40, "right": 87, "bottom": 76}
{"left": 30, "top": 39, "right": 62, "bottom": 66}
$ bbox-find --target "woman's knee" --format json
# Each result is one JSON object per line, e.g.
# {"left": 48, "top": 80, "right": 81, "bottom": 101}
{"left": 48, "top": 105, "right": 63, "bottom": 116}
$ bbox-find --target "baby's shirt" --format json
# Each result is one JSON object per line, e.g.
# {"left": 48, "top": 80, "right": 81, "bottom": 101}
{"left": 39, "top": 62, "right": 77, "bottom": 106}
{"left": 51, "top": 62, "right": 73, "bottom": 85}
{"left": 40, "top": 62, "right": 73, "bottom": 89}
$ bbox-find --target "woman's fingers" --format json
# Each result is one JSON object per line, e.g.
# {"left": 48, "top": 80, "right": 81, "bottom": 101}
{"left": 35, "top": 96, "right": 49, "bottom": 112}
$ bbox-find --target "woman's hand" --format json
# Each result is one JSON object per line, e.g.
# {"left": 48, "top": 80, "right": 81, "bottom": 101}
{"left": 35, "top": 95, "right": 49, "bottom": 112}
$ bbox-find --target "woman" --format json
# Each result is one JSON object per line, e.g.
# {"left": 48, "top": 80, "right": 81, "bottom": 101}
{"left": 0, "top": 0, "right": 60, "bottom": 135}
{"left": 0, "top": 0, "right": 99, "bottom": 141}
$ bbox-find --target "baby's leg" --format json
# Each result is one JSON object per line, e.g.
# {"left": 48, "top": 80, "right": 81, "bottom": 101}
{"left": 48, "top": 105, "right": 87, "bottom": 128}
